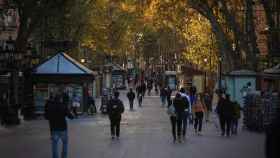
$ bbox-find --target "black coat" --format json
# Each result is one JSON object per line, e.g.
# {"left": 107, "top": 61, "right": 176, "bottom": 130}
{"left": 266, "top": 114, "right": 280, "bottom": 158}
{"left": 127, "top": 91, "right": 136, "bottom": 101}
{"left": 173, "top": 97, "right": 187, "bottom": 118}
{"left": 107, "top": 98, "right": 125, "bottom": 120}
{"left": 44, "top": 99, "right": 74, "bottom": 131}
{"left": 217, "top": 98, "right": 234, "bottom": 118}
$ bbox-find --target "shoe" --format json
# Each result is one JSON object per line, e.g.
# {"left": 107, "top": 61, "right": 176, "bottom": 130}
{"left": 198, "top": 132, "right": 203, "bottom": 136}
{"left": 116, "top": 136, "right": 120, "bottom": 140}
{"left": 221, "top": 133, "right": 225, "bottom": 137}
{"left": 111, "top": 136, "right": 115, "bottom": 140}
{"left": 173, "top": 139, "right": 176, "bottom": 143}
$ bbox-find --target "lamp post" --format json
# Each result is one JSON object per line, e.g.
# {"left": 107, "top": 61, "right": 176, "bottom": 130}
{"left": 218, "top": 56, "right": 222, "bottom": 93}
{"left": 204, "top": 58, "right": 208, "bottom": 92}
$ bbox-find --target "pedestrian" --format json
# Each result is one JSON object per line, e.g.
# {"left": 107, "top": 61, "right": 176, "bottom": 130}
{"left": 167, "top": 98, "right": 177, "bottom": 143}
{"left": 45, "top": 93, "right": 74, "bottom": 158}
{"left": 166, "top": 86, "right": 172, "bottom": 106}
{"left": 147, "top": 80, "right": 153, "bottom": 96}
{"left": 71, "top": 94, "right": 80, "bottom": 118}
{"left": 216, "top": 94, "right": 234, "bottom": 137}
{"left": 204, "top": 92, "right": 213, "bottom": 122}
{"left": 179, "top": 88, "right": 191, "bottom": 139}
{"left": 231, "top": 101, "right": 241, "bottom": 135}
{"left": 87, "top": 96, "right": 96, "bottom": 115}
{"left": 127, "top": 88, "right": 136, "bottom": 110}
{"left": 107, "top": 91, "right": 125, "bottom": 139}
{"left": 173, "top": 93, "right": 188, "bottom": 142}
{"left": 192, "top": 94, "right": 207, "bottom": 135}
{"left": 265, "top": 110, "right": 280, "bottom": 158}
{"left": 136, "top": 84, "right": 143, "bottom": 107}
{"left": 160, "top": 87, "right": 167, "bottom": 107}
{"left": 142, "top": 82, "right": 147, "bottom": 97}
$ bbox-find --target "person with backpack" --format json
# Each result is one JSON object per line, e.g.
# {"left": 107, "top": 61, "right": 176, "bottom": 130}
{"left": 127, "top": 88, "right": 136, "bottom": 110}
{"left": 45, "top": 92, "right": 74, "bottom": 158}
{"left": 179, "top": 88, "right": 191, "bottom": 139}
{"left": 192, "top": 94, "right": 207, "bottom": 135}
{"left": 173, "top": 93, "right": 188, "bottom": 143}
{"left": 107, "top": 91, "right": 125, "bottom": 139}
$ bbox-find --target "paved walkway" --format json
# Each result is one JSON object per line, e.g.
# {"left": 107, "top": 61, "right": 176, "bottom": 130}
{"left": 0, "top": 90, "right": 265, "bottom": 158}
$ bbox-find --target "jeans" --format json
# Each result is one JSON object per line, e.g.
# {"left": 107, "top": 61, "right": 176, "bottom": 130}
{"left": 51, "top": 130, "right": 68, "bottom": 158}
{"left": 182, "top": 111, "right": 189, "bottom": 137}
{"left": 160, "top": 96, "right": 166, "bottom": 106}
{"left": 138, "top": 96, "right": 143, "bottom": 107}
{"left": 129, "top": 100, "right": 134, "bottom": 110}
{"left": 194, "top": 112, "right": 204, "bottom": 132}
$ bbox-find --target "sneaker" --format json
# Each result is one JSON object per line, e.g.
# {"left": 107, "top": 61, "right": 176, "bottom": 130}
{"left": 198, "top": 132, "right": 203, "bottom": 136}
{"left": 111, "top": 136, "right": 115, "bottom": 140}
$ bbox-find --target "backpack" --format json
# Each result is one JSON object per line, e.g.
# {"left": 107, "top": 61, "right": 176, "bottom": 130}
{"left": 110, "top": 99, "right": 123, "bottom": 116}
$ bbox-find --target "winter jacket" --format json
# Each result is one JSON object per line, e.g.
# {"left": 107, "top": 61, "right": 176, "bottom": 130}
{"left": 127, "top": 91, "right": 136, "bottom": 101}
{"left": 193, "top": 100, "right": 207, "bottom": 113}
{"left": 45, "top": 98, "right": 74, "bottom": 131}
{"left": 107, "top": 98, "right": 125, "bottom": 120}
{"left": 173, "top": 97, "right": 188, "bottom": 118}
{"left": 217, "top": 98, "right": 234, "bottom": 118}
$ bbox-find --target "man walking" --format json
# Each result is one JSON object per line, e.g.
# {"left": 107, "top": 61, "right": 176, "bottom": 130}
{"left": 127, "top": 88, "right": 136, "bottom": 110}
{"left": 160, "top": 87, "right": 167, "bottom": 107}
{"left": 204, "top": 92, "right": 212, "bottom": 122}
{"left": 216, "top": 94, "right": 234, "bottom": 137}
{"left": 107, "top": 91, "right": 125, "bottom": 139}
{"left": 166, "top": 86, "right": 173, "bottom": 106}
{"left": 173, "top": 93, "right": 187, "bottom": 143}
{"left": 45, "top": 92, "right": 74, "bottom": 158}
{"left": 179, "top": 88, "right": 191, "bottom": 139}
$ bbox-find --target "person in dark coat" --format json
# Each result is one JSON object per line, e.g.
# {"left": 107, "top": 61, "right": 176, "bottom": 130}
{"left": 160, "top": 87, "right": 167, "bottom": 107}
{"left": 203, "top": 92, "right": 212, "bottom": 122}
{"left": 147, "top": 80, "right": 153, "bottom": 96}
{"left": 166, "top": 86, "right": 173, "bottom": 106}
{"left": 127, "top": 88, "right": 136, "bottom": 110}
{"left": 107, "top": 91, "right": 125, "bottom": 139}
{"left": 141, "top": 82, "right": 147, "bottom": 97}
{"left": 87, "top": 96, "right": 96, "bottom": 115}
{"left": 45, "top": 93, "right": 74, "bottom": 158}
{"left": 216, "top": 94, "right": 234, "bottom": 137}
{"left": 266, "top": 110, "right": 280, "bottom": 158}
{"left": 173, "top": 93, "right": 188, "bottom": 142}
{"left": 136, "top": 84, "right": 143, "bottom": 107}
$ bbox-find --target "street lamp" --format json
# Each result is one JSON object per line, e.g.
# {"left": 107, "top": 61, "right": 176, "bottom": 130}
{"left": 218, "top": 56, "right": 222, "bottom": 93}
{"left": 204, "top": 58, "right": 208, "bottom": 92}
{"left": 80, "top": 58, "right": 86, "bottom": 63}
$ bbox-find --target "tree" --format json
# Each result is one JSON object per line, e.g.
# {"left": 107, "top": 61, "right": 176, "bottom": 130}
{"left": 12, "top": 0, "right": 69, "bottom": 52}
{"left": 187, "top": 0, "right": 267, "bottom": 71}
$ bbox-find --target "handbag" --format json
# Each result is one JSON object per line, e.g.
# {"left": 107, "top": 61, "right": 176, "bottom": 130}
{"left": 167, "top": 105, "right": 176, "bottom": 116}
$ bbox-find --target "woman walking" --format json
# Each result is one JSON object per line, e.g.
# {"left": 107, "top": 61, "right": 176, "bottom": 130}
{"left": 167, "top": 99, "right": 177, "bottom": 143}
{"left": 192, "top": 94, "right": 207, "bottom": 135}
